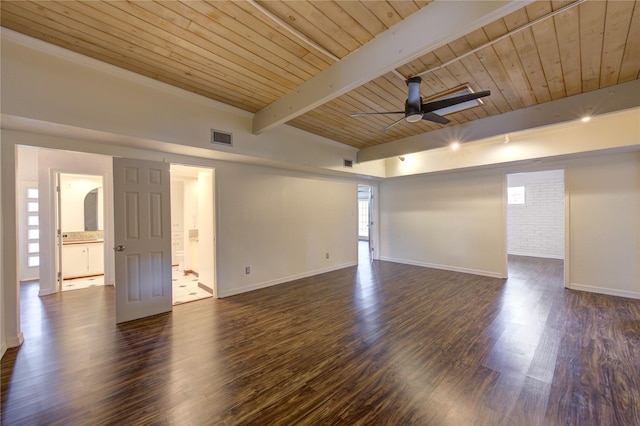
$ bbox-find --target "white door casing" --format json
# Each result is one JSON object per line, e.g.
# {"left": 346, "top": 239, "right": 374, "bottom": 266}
{"left": 113, "top": 158, "right": 172, "bottom": 323}
{"left": 367, "top": 187, "right": 373, "bottom": 255}
{"left": 369, "top": 184, "right": 379, "bottom": 260}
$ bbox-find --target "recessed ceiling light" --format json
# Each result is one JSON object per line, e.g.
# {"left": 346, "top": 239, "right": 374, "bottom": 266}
{"left": 581, "top": 116, "right": 591, "bottom": 123}
{"left": 451, "top": 141, "right": 460, "bottom": 150}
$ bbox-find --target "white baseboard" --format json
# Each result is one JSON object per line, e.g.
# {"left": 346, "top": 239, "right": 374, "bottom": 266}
{"left": 379, "top": 257, "right": 505, "bottom": 279}
{"left": 39, "top": 288, "right": 57, "bottom": 296}
{"left": 217, "top": 261, "right": 358, "bottom": 298}
{"left": 508, "top": 251, "right": 564, "bottom": 260}
{"left": 6, "top": 332, "right": 24, "bottom": 349}
{"left": 568, "top": 283, "right": 640, "bottom": 300}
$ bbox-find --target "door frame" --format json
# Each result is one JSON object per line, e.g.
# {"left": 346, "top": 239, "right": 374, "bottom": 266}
{"left": 42, "top": 164, "right": 113, "bottom": 296}
{"left": 357, "top": 182, "right": 379, "bottom": 261}
{"left": 503, "top": 168, "right": 568, "bottom": 287}
{"left": 169, "top": 163, "right": 218, "bottom": 299}
{"left": 55, "top": 172, "right": 107, "bottom": 292}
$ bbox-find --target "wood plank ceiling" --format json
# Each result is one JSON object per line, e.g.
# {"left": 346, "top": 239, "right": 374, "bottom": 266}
{"left": 2, "top": 1, "right": 639, "bottom": 150}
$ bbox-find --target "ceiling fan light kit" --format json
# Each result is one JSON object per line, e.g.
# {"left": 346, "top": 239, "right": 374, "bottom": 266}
{"left": 405, "top": 113, "right": 423, "bottom": 123}
{"left": 351, "top": 76, "right": 491, "bottom": 132}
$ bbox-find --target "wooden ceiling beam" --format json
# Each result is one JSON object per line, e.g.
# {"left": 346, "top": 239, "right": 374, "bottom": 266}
{"left": 252, "top": 0, "right": 533, "bottom": 135}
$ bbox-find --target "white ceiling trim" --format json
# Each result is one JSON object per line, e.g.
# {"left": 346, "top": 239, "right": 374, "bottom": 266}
{"left": 252, "top": 0, "right": 533, "bottom": 135}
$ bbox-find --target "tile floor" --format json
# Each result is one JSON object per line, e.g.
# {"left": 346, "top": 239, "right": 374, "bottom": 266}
{"left": 61, "top": 267, "right": 212, "bottom": 305}
{"left": 172, "top": 267, "right": 212, "bottom": 305}
{"left": 61, "top": 275, "right": 105, "bottom": 291}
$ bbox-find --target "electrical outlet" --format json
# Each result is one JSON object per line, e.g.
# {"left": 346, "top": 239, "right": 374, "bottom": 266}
{"left": 245, "top": 266, "right": 250, "bottom": 274}
{"left": 326, "top": 252, "right": 330, "bottom": 259}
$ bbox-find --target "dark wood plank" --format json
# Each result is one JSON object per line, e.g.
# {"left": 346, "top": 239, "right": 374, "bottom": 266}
{"left": 2, "top": 254, "right": 640, "bottom": 425}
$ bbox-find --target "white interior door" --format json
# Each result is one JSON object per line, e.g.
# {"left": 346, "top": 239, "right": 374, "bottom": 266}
{"left": 113, "top": 158, "right": 172, "bottom": 323}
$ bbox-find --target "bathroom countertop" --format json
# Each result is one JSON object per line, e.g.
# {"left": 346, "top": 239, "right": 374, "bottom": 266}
{"left": 62, "top": 239, "right": 104, "bottom": 245}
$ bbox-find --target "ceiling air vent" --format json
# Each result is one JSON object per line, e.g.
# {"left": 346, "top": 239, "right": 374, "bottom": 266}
{"left": 211, "top": 129, "right": 233, "bottom": 146}
{"left": 343, "top": 159, "right": 354, "bottom": 168}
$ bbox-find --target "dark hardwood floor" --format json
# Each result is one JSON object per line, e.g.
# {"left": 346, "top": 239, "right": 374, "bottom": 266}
{"left": 2, "top": 253, "right": 639, "bottom": 425}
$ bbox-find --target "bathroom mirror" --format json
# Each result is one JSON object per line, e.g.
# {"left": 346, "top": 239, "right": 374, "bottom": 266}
{"left": 84, "top": 187, "right": 103, "bottom": 231}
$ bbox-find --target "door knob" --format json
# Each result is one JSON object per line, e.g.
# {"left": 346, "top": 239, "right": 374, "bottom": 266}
{"left": 115, "top": 245, "right": 126, "bottom": 252}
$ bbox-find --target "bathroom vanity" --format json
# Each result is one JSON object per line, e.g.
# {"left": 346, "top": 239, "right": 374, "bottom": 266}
{"left": 61, "top": 240, "right": 104, "bottom": 279}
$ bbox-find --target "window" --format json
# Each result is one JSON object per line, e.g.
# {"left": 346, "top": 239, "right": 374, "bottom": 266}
{"left": 508, "top": 186, "right": 525, "bottom": 205}
{"left": 26, "top": 186, "right": 40, "bottom": 269}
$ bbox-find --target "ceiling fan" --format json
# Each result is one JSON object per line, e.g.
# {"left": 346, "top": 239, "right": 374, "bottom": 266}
{"left": 351, "top": 76, "right": 491, "bottom": 132}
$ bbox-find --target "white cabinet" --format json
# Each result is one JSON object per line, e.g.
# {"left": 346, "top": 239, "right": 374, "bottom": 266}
{"left": 62, "top": 242, "right": 104, "bottom": 278}
{"left": 88, "top": 243, "right": 104, "bottom": 275}
{"left": 170, "top": 179, "right": 184, "bottom": 266}
{"left": 171, "top": 231, "right": 184, "bottom": 265}
{"left": 61, "top": 244, "right": 88, "bottom": 278}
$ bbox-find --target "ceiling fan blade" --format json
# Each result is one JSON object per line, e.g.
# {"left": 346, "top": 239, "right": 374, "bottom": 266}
{"left": 422, "top": 90, "right": 491, "bottom": 113}
{"left": 406, "top": 76, "right": 422, "bottom": 110}
{"left": 422, "top": 112, "right": 450, "bottom": 125}
{"left": 350, "top": 111, "right": 405, "bottom": 117}
{"left": 381, "top": 116, "right": 407, "bottom": 132}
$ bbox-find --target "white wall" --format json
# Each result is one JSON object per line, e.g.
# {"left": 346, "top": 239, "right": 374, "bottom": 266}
{"left": 59, "top": 174, "right": 103, "bottom": 232}
{"left": 567, "top": 152, "right": 640, "bottom": 299}
{"left": 507, "top": 170, "right": 564, "bottom": 259}
{"left": 379, "top": 153, "right": 640, "bottom": 299}
{"left": 379, "top": 169, "right": 506, "bottom": 278}
{"left": 215, "top": 162, "right": 357, "bottom": 297}
{"left": 384, "top": 108, "right": 640, "bottom": 178}
{"left": 1, "top": 140, "right": 23, "bottom": 351}
{"left": 183, "top": 178, "right": 199, "bottom": 272}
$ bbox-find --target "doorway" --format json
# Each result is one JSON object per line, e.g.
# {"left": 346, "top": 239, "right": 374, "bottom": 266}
{"left": 357, "top": 184, "right": 374, "bottom": 262}
{"left": 15, "top": 146, "right": 218, "bottom": 326}
{"left": 170, "top": 164, "right": 216, "bottom": 304}
{"left": 57, "top": 173, "right": 105, "bottom": 292}
{"left": 506, "top": 170, "right": 565, "bottom": 284}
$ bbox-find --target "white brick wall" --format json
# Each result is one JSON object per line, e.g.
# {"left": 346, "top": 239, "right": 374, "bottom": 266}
{"left": 507, "top": 170, "right": 564, "bottom": 259}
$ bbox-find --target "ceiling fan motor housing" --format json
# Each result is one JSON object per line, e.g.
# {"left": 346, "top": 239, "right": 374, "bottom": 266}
{"left": 405, "top": 76, "right": 424, "bottom": 120}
